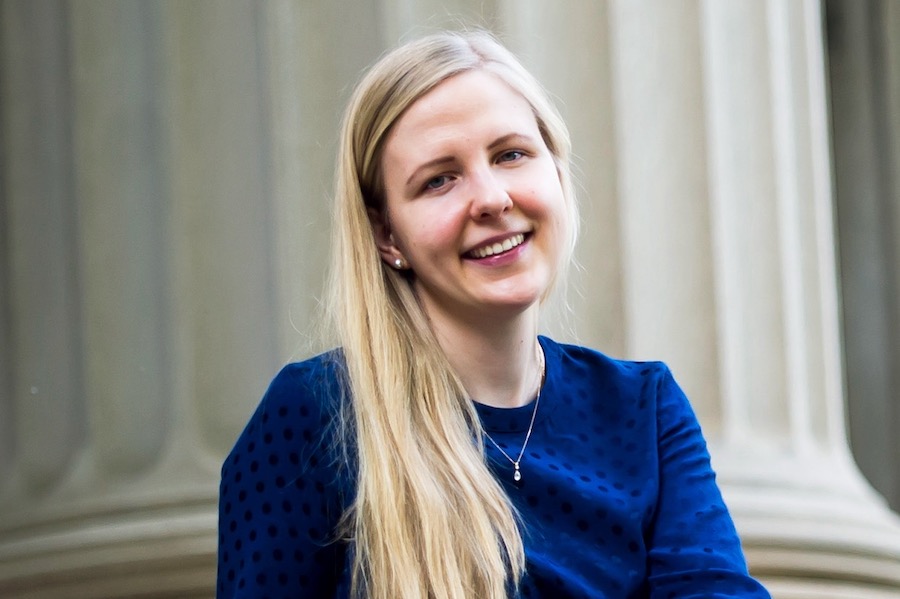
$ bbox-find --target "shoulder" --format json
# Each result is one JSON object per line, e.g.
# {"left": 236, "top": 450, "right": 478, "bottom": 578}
{"left": 541, "top": 335, "right": 672, "bottom": 395}
{"left": 540, "top": 336, "right": 693, "bottom": 429}
{"left": 221, "top": 350, "right": 349, "bottom": 485}
{"left": 217, "top": 350, "right": 351, "bottom": 596}
{"left": 254, "top": 350, "right": 346, "bottom": 428}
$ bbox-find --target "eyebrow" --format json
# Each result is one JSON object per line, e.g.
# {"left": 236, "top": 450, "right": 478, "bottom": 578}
{"left": 403, "top": 132, "right": 538, "bottom": 187}
{"left": 405, "top": 156, "right": 456, "bottom": 187}
{"left": 487, "top": 132, "right": 535, "bottom": 152}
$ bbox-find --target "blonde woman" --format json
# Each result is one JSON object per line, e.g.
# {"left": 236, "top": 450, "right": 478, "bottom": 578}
{"left": 217, "top": 31, "right": 769, "bottom": 599}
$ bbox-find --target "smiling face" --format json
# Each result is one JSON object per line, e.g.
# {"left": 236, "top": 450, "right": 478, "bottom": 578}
{"left": 374, "top": 69, "right": 568, "bottom": 328}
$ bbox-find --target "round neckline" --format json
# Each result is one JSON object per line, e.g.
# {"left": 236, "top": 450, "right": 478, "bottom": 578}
{"left": 472, "top": 336, "right": 556, "bottom": 433}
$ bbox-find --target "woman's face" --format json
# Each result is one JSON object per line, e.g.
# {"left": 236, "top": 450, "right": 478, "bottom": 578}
{"left": 375, "top": 69, "right": 567, "bottom": 327}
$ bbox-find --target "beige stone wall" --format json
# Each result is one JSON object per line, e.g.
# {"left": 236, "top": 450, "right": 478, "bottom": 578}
{"left": 0, "top": 1, "right": 899, "bottom": 597}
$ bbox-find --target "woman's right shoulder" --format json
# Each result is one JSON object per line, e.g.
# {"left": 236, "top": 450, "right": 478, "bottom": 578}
{"left": 260, "top": 349, "right": 347, "bottom": 418}
{"left": 217, "top": 350, "right": 353, "bottom": 598}
{"left": 223, "top": 349, "right": 349, "bottom": 478}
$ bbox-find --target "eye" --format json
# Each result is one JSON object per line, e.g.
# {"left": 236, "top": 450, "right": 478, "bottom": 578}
{"left": 497, "top": 150, "right": 524, "bottom": 163}
{"left": 424, "top": 175, "right": 450, "bottom": 191}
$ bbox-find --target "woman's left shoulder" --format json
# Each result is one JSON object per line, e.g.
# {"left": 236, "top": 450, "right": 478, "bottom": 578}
{"left": 540, "top": 335, "right": 673, "bottom": 394}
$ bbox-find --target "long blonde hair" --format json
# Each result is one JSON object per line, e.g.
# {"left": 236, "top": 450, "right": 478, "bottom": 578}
{"left": 327, "top": 30, "right": 578, "bottom": 599}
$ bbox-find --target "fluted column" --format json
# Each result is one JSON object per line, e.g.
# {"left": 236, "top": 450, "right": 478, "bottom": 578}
{"left": 827, "top": 0, "right": 900, "bottom": 514}
{"left": 0, "top": 1, "right": 283, "bottom": 596}
{"left": 262, "top": 0, "right": 383, "bottom": 358}
{"left": 608, "top": 0, "right": 900, "bottom": 595}
{"left": 3, "top": 1, "right": 900, "bottom": 597}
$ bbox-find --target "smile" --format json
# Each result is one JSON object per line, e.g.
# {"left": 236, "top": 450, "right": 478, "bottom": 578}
{"left": 468, "top": 233, "right": 526, "bottom": 259}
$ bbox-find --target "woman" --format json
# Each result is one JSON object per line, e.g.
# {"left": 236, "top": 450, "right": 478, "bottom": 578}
{"left": 217, "top": 31, "right": 770, "bottom": 599}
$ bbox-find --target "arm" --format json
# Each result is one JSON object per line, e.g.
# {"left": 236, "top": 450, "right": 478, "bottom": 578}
{"left": 216, "top": 361, "right": 350, "bottom": 598}
{"left": 646, "top": 367, "right": 770, "bottom": 598}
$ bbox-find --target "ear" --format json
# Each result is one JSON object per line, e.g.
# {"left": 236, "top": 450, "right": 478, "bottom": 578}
{"left": 367, "top": 207, "right": 409, "bottom": 269}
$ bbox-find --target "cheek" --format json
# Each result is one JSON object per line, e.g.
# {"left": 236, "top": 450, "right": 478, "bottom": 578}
{"left": 529, "top": 176, "right": 566, "bottom": 224}
{"left": 395, "top": 205, "right": 466, "bottom": 258}
{"left": 536, "top": 183, "right": 569, "bottom": 255}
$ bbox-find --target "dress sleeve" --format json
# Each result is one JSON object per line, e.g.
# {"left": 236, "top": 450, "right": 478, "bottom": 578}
{"left": 216, "top": 362, "right": 350, "bottom": 599}
{"left": 646, "top": 366, "right": 771, "bottom": 598}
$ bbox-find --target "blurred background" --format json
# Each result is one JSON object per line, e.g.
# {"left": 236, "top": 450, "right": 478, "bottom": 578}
{"left": 1, "top": 0, "right": 899, "bottom": 597}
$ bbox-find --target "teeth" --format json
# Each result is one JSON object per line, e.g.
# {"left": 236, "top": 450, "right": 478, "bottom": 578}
{"left": 471, "top": 233, "right": 525, "bottom": 259}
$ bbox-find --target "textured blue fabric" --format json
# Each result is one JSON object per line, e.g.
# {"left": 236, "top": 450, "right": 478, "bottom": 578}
{"left": 217, "top": 337, "right": 770, "bottom": 598}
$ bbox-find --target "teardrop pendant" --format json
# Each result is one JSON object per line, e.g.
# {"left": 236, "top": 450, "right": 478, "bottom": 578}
{"left": 513, "top": 464, "right": 521, "bottom": 482}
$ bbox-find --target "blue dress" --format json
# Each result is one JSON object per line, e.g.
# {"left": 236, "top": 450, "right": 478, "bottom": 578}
{"left": 217, "top": 337, "right": 770, "bottom": 598}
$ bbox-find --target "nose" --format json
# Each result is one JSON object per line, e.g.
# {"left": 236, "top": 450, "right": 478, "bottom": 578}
{"left": 468, "top": 169, "right": 512, "bottom": 219}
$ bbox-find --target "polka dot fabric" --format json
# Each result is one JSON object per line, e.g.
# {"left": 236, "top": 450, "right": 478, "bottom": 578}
{"left": 217, "top": 338, "right": 771, "bottom": 598}
{"left": 217, "top": 353, "right": 354, "bottom": 598}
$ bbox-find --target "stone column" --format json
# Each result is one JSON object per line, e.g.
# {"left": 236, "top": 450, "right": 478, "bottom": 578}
{"left": 262, "top": 0, "right": 382, "bottom": 358}
{"left": 0, "top": 1, "right": 283, "bottom": 596}
{"left": 3, "top": 1, "right": 900, "bottom": 597}
{"left": 827, "top": 0, "right": 900, "bottom": 514}
{"left": 608, "top": 0, "right": 900, "bottom": 595}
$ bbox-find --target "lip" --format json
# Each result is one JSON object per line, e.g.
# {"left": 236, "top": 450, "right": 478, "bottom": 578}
{"left": 463, "top": 232, "right": 531, "bottom": 266}
{"left": 463, "top": 232, "right": 530, "bottom": 258}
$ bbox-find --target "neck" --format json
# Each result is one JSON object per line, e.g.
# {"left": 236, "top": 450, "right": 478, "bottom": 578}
{"left": 425, "top": 305, "right": 544, "bottom": 409}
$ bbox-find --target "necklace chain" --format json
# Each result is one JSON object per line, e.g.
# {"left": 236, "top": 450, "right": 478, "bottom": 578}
{"left": 482, "top": 344, "right": 545, "bottom": 483}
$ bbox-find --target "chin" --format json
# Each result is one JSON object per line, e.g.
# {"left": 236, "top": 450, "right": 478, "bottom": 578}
{"left": 479, "top": 292, "right": 544, "bottom": 315}
{"left": 485, "top": 277, "right": 549, "bottom": 307}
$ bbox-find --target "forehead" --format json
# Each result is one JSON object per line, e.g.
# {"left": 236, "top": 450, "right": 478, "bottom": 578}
{"left": 384, "top": 69, "right": 538, "bottom": 149}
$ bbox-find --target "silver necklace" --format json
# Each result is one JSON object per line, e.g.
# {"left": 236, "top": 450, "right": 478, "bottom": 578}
{"left": 482, "top": 345, "right": 545, "bottom": 483}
